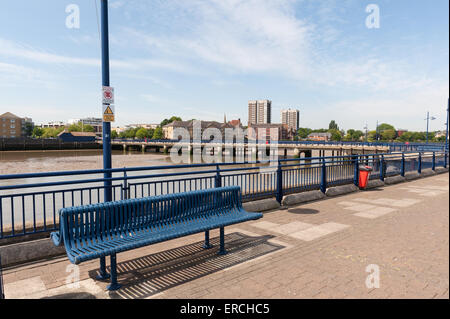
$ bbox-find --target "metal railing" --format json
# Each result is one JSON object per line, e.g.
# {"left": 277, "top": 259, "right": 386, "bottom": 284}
{"left": 0, "top": 151, "right": 447, "bottom": 240}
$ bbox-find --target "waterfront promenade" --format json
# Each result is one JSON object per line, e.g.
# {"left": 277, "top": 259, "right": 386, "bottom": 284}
{"left": 2, "top": 173, "right": 448, "bottom": 299}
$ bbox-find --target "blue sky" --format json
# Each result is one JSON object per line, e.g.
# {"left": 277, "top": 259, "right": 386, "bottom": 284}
{"left": 0, "top": 0, "right": 448, "bottom": 132}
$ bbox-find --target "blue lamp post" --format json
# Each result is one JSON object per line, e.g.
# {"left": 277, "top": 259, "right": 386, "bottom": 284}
{"left": 97, "top": 0, "right": 113, "bottom": 284}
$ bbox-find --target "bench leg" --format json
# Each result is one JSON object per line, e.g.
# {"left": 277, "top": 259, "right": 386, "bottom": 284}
{"left": 203, "top": 231, "right": 213, "bottom": 249}
{"left": 96, "top": 256, "right": 110, "bottom": 280}
{"left": 218, "top": 227, "right": 227, "bottom": 255}
{"left": 107, "top": 253, "right": 121, "bottom": 291}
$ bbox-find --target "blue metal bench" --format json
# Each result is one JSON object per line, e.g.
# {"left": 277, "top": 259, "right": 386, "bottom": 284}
{"left": 51, "top": 186, "right": 263, "bottom": 290}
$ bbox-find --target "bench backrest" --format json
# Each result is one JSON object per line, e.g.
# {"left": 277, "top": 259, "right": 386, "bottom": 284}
{"left": 58, "top": 186, "right": 243, "bottom": 249}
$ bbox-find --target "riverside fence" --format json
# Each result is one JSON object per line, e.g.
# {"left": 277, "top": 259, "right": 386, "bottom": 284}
{"left": 0, "top": 151, "right": 447, "bottom": 241}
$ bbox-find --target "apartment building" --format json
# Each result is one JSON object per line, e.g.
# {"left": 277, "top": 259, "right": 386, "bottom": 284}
{"left": 281, "top": 109, "right": 300, "bottom": 131}
{"left": 248, "top": 100, "right": 272, "bottom": 126}
{"left": 0, "top": 112, "right": 33, "bottom": 138}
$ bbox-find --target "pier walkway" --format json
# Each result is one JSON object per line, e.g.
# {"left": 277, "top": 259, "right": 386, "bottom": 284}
{"left": 2, "top": 173, "right": 448, "bottom": 299}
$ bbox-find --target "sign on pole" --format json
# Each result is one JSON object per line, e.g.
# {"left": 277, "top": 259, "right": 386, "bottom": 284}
{"left": 103, "top": 104, "right": 115, "bottom": 122}
{"left": 102, "top": 86, "right": 115, "bottom": 122}
{"left": 102, "top": 86, "right": 114, "bottom": 104}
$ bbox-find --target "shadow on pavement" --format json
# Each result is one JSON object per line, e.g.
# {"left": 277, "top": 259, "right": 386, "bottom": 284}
{"left": 87, "top": 232, "right": 284, "bottom": 299}
{"left": 42, "top": 292, "right": 96, "bottom": 299}
{"left": 287, "top": 208, "right": 320, "bottom": 215}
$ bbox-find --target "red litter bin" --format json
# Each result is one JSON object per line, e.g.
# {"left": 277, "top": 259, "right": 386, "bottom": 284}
{"left": 359, "top": 165, "right": 373, "bottom": 189}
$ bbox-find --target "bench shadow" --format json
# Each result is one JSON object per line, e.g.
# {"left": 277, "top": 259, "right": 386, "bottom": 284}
{"left": 41, "top": 292, "right": 96, "bottom": 299}
{"left": 88, "top": 232, "right": 284, "bottom": 299}
{"left": 287, "top": 208, "right": 320, "bottom": 215}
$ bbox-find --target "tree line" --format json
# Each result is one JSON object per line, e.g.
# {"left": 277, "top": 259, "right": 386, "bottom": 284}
{"left": 295, "top": 121, "right": 446, "bottom": 143}
{"left": 111, "top": 116, "right": 181, "bottom": 140}
{"left": 31, "top": 122, "right": 95, "bottom": 138}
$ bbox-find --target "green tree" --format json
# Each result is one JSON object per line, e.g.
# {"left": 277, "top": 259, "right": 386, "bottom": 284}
{"left": 381, "top": 129, "right": 396, "bottom": 141}
{"left": 124, "top": 128, "right": 138, "bottom": 139}
{"left": 397, "top": 131, "right": 413, "bottom": 142}
{"left": 111, "top": 130, "right": 118, "bottom": 139}
{"left": 68, "top": 122, "right": 94, "bottom": 132}
{"left": 24, "top": 122, "right": 34, "bottom": 137}
{"left": 296, "top": 127, "right": 312, "bottom": 139}
{"left": 311, "top": 128, "right": 328, "bottom": 133}
{"left": 367, "top": 130, "right": 377, "bottom": 142}
{"left": 328, "top": 129, "right": 342, "bottom": 141}
{"left": 41, "top": 127, "right": 63, "bottom": 138}
{"left": 32, "top": 127, "right": 43, "bottom": 138}
{"left": 344, "top": 129, "right": 364, "bottom": 141}
{"left": 135, "top": 128, "right": 150, "bottom": 139}
{"left": 152, "top": 127, "right": 163, "bottom": 139}
{"left": 328, "top": 120, "right": 339, "bottom": 131}
{"left": 377, "top": 123, "right": 395, "bottom": 133}
{"left": 160, "top": 116, "right": 182, "bottom": 127}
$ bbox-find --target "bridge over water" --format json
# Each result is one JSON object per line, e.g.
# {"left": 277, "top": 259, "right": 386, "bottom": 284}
{"left": 104, "top": 139, "right": 446, "bottom": 158}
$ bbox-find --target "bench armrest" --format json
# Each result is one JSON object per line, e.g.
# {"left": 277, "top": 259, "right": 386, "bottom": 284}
{"left": 50, "top": 231, "right": 62, "bottom": 246}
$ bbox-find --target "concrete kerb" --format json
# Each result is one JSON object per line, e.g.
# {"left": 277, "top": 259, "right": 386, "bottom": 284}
{"left": 435, "top": 167, "right": 449, "bottom": 174}
{"left": 364, "top": 179, "right": 385, "bottom": 190}
{"left": 405, "top": 172, "right": 421, "bottom": 181}
{"left": 281, "top": 190, "right": 326, "bottom": 207}
{"left": 242, "top": 198, "right": 280, "bottom": 213}
{"left": 384, "top": 175, "right": 406, "bottom": 185}
{"left": 0, "top": 238, "right": 65, "bottom": 267}
{"left": 420, "top": 169, "right": 436, "bottom": 177}
{"left": 325, "top": 184, "right": 359, "bottom": 197}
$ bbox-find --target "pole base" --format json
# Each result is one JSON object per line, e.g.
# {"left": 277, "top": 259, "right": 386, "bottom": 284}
{"left": 203, "top": 243, "right": 213, "bottom": 249}
{"left": 217, "top": 250, "right": 228, "bottom": 256}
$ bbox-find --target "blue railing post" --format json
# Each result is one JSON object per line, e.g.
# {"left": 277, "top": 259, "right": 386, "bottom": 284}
{"left": 418, "top": 152, "right": 422, "bottom": 174}
{"left": 432, "top": 152, "right": 436, "bottom": 171}
{"left": 215, "top": 165, "right": 222, "bottom": 188}
{"left": 353, "top": 155, "right": 359, "bottom": 186}
{"left": 444, "top": 151, "right": 448, "bottom": 168}
{"left": 379, "top": 155, "right": 385, "bottom": 181}
{"left": 401, "top": 153, "right": 405, "bottom": 177}
{"left": 320, "top": 157, "right": 327, "bottom": 193}
{"left": 122, "top": 169, "right": 128, "bottom": 200}
{"left": 276, "top": 160, "right": 283, "bottom": 203}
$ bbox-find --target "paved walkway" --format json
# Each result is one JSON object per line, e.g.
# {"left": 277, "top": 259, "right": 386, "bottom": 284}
{"left": 3, "top": 173, "right": 449, "bottom": 299}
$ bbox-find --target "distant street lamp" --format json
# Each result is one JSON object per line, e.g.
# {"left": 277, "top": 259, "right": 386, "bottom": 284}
{"left": 425, "top": 111, "right": 436, "bottom": 144}
{"left": 364, "top": 124, "right": 368, "bottom": 142}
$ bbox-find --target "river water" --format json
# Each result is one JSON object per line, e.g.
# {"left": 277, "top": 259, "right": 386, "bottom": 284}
{"left": 0, "top": 149, "right": 175, "bottom": 175}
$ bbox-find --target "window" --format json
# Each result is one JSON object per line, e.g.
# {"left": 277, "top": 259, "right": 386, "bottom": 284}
{"left": 11, "top": 125, "right": 15, "bottom": 129}
{"left": 11, "top": 119, "right": 15, "bottom": 123}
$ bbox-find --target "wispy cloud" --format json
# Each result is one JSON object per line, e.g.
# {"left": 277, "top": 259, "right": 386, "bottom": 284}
{"left": 0, "top": 62, "right": 55, "bottom": 88}
{"left": 118, "top": 0, "right": 442, "bottom": 93}
{"left": 0, "top": 37, "right": 193, "bottom": 72}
